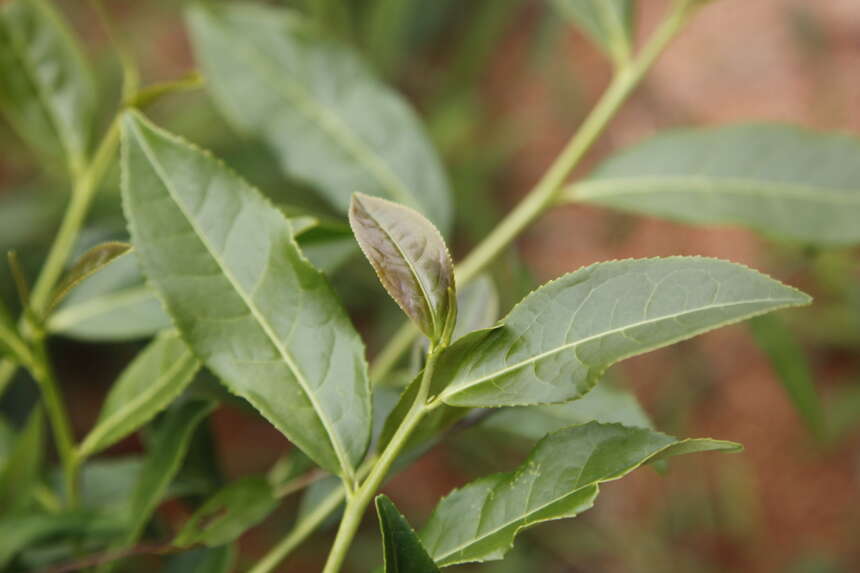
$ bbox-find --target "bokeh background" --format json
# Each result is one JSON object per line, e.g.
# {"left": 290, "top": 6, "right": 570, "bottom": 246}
{"left": 1, "top": 0, "right": 859, "bottom": 571}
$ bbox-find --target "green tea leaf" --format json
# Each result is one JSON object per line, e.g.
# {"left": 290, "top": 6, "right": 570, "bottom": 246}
{"left": 121, "top": 111, "right": 371, "bottom": 478}
{"left": 0, "top": 0, "right": 95, "bottom": 173}
{"left": 568, "top": 125, "right": 860, "bottom": 246}
{"left": 166, "top": 545, "right": 236, "bottom": 573}
{"left": 350, "top": 193, "right": 456, "bottom": 342}
{"left": 186, "top": 2, "right": 452, "bottom": 233}
{"left": 749, "top": 315, "right": 825, "bottom": 440}
{"left": 124, "top": 400, "right": 214, "bottom": 543}
{"left": 174, "top": 475, "right": 278, "bottom": 547}
{"left": 77, "top": 331, "right": 200, "bottom": 460}
{"left": 453, "top": 274, "right": 499, "bottom": 341}
{"left": 375, "top": 495, "right": 440, "bottom": 573}
{"left": 420, "top": 421, "right": 740, "bottom": 566}
{"left": 47, "top": 255, "right": 170, "bottom": 342}
{"left": 436, "top": 257, "right": 810, "bottom": 407}
{"left": 482, "top": 380, "right": 653, "bottom": 441}
{"left": 0, "top": 407, "right": 43, "bottom": 513}
{"left": 550, "top": 0, "right": 633, "bottom": 64}
{"left": 50, "top": 242, "right": 132, "bottom": 310}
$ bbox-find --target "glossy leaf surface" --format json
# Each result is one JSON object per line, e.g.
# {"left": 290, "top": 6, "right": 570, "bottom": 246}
{"left": 187, "top": 2, "right": 452, "bottom": 232}
{"left": 77, "top": 330, "right": 200, "bottom": 460}
{"left": 0, "top": 0, "right": 95, "bottom": 171}
{"left": 174, "top": 475, "right": 278, "bottom": 547}
{"left": 436, "top": 257, "right": 810, "bottom": 407}
{"left": 570, "top": 125, "right": 860, "bottom": 246}
{"left": 50, "top": 242, "right": 132, "bottom": 309}
{"left": 121, "top": 111, "right": 371, "bottom": 477}
{"left": 376, "top": 495, "right": 439, "bottom": 573}
{"left": 551, "top": 0, "right": 633, "bottom": 63}
{"left": 421, "top": 421, "right": 740, "bottom": 566}
{"left": 350, "top": 193, "right": 455, "bottom": 342}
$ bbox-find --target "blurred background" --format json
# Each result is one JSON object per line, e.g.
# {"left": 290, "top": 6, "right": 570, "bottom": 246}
{"left": 1, "top": 0, "right": 859, "bottom": 571}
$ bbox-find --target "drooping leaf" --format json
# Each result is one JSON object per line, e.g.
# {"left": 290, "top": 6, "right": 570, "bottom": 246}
{"left": 50, "top": 242, "right": 132, "bottom": 310}
{"left": 749, "top": 315, "right": 825, "bottom": 440}
{"left": 350, "top": 193, "right": 456, "bottom": 342}
{"left": 174, "top": 475, "right": 278, "bottom": 547}
{"left": 0, "top": 407, "right": 43, "bottom": 513}
{"left": 0, "top": 0, "right": 95, "bottom": 172}
{"left": 420, "top": 421, "right": 740, "bottom": 566}
{"left": 186, "top": 2, "right": 452, "bottom": 233}
{"left": 76, "top": 331, "right": 201, "bottom": 460}
{"left": 47, "top": 255, "right": 170, "bottom": 342}
{"left": 121, "top": 111, "right": 371, "bottom": 478}
{"left": 123, "top": 400, "right": 214, "bottom": 543}
{"left": 568, "top": 125, "right": 860, "bottom": 246}
{"left": 436, "top": 257, "right": 810, "bottom": 407}
{"left": 165, "top": 545, "right": 236, "bottom": 573}
{"left": 550, "top": 0, "right": 633, "bottom": 64}
{"left": 482, "top": 379, "right": 653, "bottom": 441}
{"left": 375, "top": 495, "right": 440, "bottom": 573}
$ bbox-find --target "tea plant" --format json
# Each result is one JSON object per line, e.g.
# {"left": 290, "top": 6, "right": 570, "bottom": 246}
{"left": 0, "top": 0, "right": 856, "bottom": 571}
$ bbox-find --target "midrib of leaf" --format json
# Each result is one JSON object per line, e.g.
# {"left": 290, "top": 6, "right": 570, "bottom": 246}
{"left": 127, "top": 121, "right": 356, "bottom": 479}
{"left": 430, "top": 437, "right": 713, "bottom": 563}
{"left": 212, "top": 14, "right": 415, "bottom": 208}
{"left": 574, "top": 176, "right": 860, "bottom": 205}
{"left": 440, "top": 296, "right": 803, "bottom": 402}
{"left": 47, "top": 286, "right": 153, "bottom": 332}
{"left": 361, "top": 206, "right": 439, "bottom": 336}
{"left": 77, "top": 345, "right": 197, "bottom": 457}
{"left": 0, "top": 3, "right": 83, "bottom": 169}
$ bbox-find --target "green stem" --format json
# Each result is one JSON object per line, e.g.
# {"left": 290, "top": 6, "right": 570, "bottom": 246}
{"left": 371, "top": 2, "right": 692, "bottom": 383}
{"left": 29, "top": 119, "right": 121, "bottom": 318}
{"left": 322, "top": 347, "right": 441, "bottom": 573}
{"left": 88, "top": 0, "right": 139, "bottom": 102}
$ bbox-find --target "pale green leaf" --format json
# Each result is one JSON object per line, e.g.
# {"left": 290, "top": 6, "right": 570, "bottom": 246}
{"left": 121, "top": 111, "right": 371, "bottom": 478}
{"left": 436, "top": 257, "right": 810, "bottom": 407}
{"left": 453, "top": 274, "right": 499, "bottom": 341}
{"left": 124, "top": 400, "right": 214, "bottom": 543}
{"left": 749, "top": 315, "right": 825, "bottom": 440}
{"left": 350, "top": 193, "right": 456, "bottom": 342}
{"left": 569, "top": 125, "right": 860, "bottom": 246}
{"left": 186, "top": 2, "right": 452, "bottom": 233}
{"left": 174, "top": 475, "right": 278, "bottom": 547}
{"left": 376, "top": 495, "right": 440, "bottom": 573}
{"left": 0, "top": 0, "right": 95, "bottom": 172}
{"left": 420, "top": 421, "right": 740, "bottom": 566}
{"left": 50, "top": 242, "right": 132, "bottom": 310}
{"left": 77, "top": 331, "right": 201, "bottom": 460}
{"left": 0, "top": 407, "right": 43, "bottom": 513}
{"left": 550, "top": 0, "right": 633, "bottom": 63}
{"left": 482, "top": 379, "right": 653, "bottom": 441}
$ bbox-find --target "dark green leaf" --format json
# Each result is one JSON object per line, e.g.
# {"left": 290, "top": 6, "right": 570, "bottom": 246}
{"left": 550, "top": 0, "right": 633, "bottom": 64}
{"left": 124, "top": 400, "right": 214, "bottom": 543}
{"left": 186, "top": 2, "right": 452, "bottom": 233}
{"left": 174, "top": 475, "right": 278, "bottom": 547}
{"left": 749, "top": 315, "right": 825, "bottom": 440}
{"left": 166, "top": 545, "right": 236, "bottom": 573}
{"left": 0, "top": 407, "right": 43, "bottom": 513}
{"left": 569, "top": 125, "right": 860, "bottom": 246}
{"left": 350, "top": 193, "right": 456, "bottom": 342}
{"left": 436, "top": 257, "right": 810, "bottom": 407}
{"left": 375, "top": 495, "right": 439, "bottom": 573}
{"left": 0, "top": 0, "right": 95, "bottom": 172}
{"left": 50, "top": 242, "right": 132, "bottom": 310}
{"left": 121, "top": 111, "right": 371, "bottom": 478}
{"left": 420, "top": 421, "right": 740, "bottom": 566}
{"left": 76, "top": 331, "right": 201, "bottom": 460}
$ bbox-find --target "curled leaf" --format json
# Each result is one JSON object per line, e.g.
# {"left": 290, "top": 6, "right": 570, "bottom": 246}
{"left": 376, "top": 495, "right": 439, "bottom": 573}
{"left": 350, "top": 193, "right": 456, "bottom": 343}
{"left": 50, "top": 242, "right": 132, "bottom": 310}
